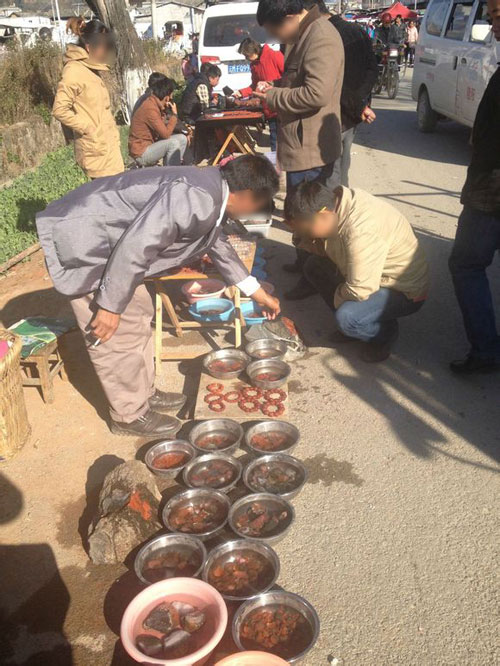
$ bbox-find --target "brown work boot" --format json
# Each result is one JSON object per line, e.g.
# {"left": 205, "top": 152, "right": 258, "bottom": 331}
{"left": 149, "top": 389, "right": 187, "bottom": 413}
{"left": 361, "top": 324, "right": 399, "bottom": 363}
{"left": 110, "top": 409, "right": 182, "bottom": 437}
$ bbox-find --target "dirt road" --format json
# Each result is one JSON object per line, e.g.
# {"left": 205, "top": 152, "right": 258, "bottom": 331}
{"left": 1, "top": 72, "right": 499, "bottom": 665}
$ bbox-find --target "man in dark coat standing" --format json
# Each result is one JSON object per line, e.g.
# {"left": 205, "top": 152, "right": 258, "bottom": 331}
{"left": 448, "top": 0, "right": 500, "bottom": 373}
{"left": 36, "top": 156, "right": 280, "bottom": 436}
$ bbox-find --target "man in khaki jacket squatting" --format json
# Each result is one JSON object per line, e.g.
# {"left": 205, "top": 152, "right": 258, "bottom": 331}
{"left": 285, "top": 181, "right": 429, "bottom": 362}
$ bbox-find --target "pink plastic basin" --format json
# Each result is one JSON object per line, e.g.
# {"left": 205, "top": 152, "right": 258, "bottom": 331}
{"left": 215, "top": 652, "right": 289, "bottom": 666}
{"left": 120, "top": 578, "right": 228, "bottom": 666}
{"left": 182, "top": 279, "right": 226, "bottom": 304}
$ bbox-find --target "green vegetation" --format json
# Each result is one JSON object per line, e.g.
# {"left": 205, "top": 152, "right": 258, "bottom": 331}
{"left": 0, "top": 127, "right": 130, "bottom": 265}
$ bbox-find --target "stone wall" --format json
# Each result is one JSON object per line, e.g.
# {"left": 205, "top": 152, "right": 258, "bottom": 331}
{"left": 0, "top": 116, "right": 66, "bottom": 185}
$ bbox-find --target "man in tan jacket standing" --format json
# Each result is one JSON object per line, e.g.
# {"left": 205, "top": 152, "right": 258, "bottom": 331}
{"left": 255, "top": 0, "right": 344, "bottom": 298}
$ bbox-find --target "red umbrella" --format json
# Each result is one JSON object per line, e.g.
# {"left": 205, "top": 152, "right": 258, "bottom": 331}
{"left": 380, "top": 2, "right": 418, "bottom": 19}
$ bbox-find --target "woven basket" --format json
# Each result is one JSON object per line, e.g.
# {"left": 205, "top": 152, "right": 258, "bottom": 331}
{"left": 0, "top": 329, "right": 31, "bottom": 460}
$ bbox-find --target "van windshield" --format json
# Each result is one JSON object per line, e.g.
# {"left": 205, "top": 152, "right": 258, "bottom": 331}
{"left": 203, "top": 15, "right": 272, "bottom": 47}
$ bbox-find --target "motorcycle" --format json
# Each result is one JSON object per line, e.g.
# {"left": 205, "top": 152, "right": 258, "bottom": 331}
{"left": 373, "top": 42, "right": 405, "bottom": 99}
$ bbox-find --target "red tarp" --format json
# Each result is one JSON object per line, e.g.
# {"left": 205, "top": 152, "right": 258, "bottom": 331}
{"left": 380, "top": 2, "right": 419, "bottom": 19}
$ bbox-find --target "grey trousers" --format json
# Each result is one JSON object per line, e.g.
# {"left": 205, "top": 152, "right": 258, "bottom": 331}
{"left": 137, "top": 134, "right": 188, "bottom": 167}
{"left": 70, "top": 284, "right": 155, "bottom": 423}
{"left": 328, "top": 127, "right": 356, "bottom": 189}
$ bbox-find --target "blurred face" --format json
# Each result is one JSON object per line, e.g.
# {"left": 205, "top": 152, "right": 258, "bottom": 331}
{"left": 292, "top": 210, "right": 338, "bottom": 239}
{"left": 226, "top": 191, "right": 268, "bottom": 218}
{"left": 382, "top": 16, "right": 392, "bottom": 26}
{"left": 409, "top": 21, "right": 415, "bottom": 27}
{"left": 488, "top": 0, "right": 500, "bottom": 40}
{"left": 209, "top": 75, "right": 221, "bottom": 87}
{"left": 86, "top": 38, "right": 111, "bottom": 64}
{"left": 246, "top": 52, "right": 259, "bottom": 62}
{"left": 264, "top": 13, "right": 303, "bottom": 44}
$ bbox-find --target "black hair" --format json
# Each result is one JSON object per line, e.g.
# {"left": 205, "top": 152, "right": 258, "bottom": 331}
{"left": 204, "top": 63, "right": 222, "bottom": 79}
{"left": 66, "top": 17, "right": 115, "bottom": 51}
{"left": 151, "top": 77, "right": 176, "bottom": 100}
{"left": 257, "top": 0, "right": 304, "bottom": 26}
{"left": 284, "top": 180, "right": 335, "bottom": 221}
{"left": 148, "top": 71, "right": 167, "bottom": 88}
{"left": 301, "top": 0, "right": 328, "bottom": 12}
{"left": 221, "top": 155, "right": 279, "bottom": 204}
{"left": 238, "top": 37, "right": 262, "bottom": 57}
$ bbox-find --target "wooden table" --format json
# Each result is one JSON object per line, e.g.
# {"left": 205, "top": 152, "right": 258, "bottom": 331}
{"left": 195, "top": 110, "right": 265, "bottom": 165}
{"left": 150, "top": 240, "right": 256, "bottom": 372}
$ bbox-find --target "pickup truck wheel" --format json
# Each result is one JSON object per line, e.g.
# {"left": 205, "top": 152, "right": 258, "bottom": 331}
{"left": 417, "top": 88, "right": 438, "bottom": 133}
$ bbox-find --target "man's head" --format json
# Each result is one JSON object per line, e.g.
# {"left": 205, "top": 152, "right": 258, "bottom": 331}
{"left": 284, "top": 181, "right": 339, "bottom": 238}
{"left": 302, "top": 0, "right": 329, "bottom": 13}
{"left": 488, "top": 0, "right": 500, "bottom": 40}
{"left": 395, "top": 14, "right": 402, "bottom": 24}
{"left": 257, "top": 0, "right": 307, "bottom": 44}
{"left": 204, "top": 63, "right": 221, "bottom": 87}
{"left": 238, "top": 37, "right": 263, "bottom": 62}
{"left": 409, "top": 20, "right": 415, "bottom": 28}
{"left": 151, "top": 77, "right": 176, "bottom": 108}
{"left": 148, "top": 71, "right": 167, "bottom": 89}
{"left": 221, "top": 155, "right": 279, "bottom": 219}
{"left": 381, "top": 13, "right": 392, "bottom": 26}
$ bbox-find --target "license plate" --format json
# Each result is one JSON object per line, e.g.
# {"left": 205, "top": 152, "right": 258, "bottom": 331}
{"left": 228, "top": 63, "right": 250, "bottom": 74}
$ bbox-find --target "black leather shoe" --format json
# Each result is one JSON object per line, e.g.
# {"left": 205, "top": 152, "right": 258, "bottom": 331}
{"left": 449, "top": 355, "right": 500, "bottom": 375}
{"left": 282, "top": 262, "right": 302, "bottom": 274}
{"left": 284, "top": 279, "right": 316, "bottom": 300}
{"left": 110, "top": 409, "right": 182, "bottom": 437}
{"left": 149, "top": 389, "right": 187, "bottom": 413}
{"left": 361, "top": 325, "right": 399, "bottom": 363}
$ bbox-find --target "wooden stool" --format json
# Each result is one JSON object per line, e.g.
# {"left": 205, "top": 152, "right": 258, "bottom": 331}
{"left": 20, "top": 339, "right": 67, "bottom": 404}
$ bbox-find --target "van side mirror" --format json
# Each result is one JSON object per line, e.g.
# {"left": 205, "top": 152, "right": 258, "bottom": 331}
{"left": 470, "top": 23, "right": 491, "bottom": 43}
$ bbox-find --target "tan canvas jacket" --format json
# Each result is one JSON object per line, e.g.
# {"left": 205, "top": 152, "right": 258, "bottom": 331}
{"left": 266, "top": 6, "right": 344, "bottom": 172}
{"left": 302, "top": 187, "right": 429, "bottom": 308}
{"left": 53, "top": 45, "right": 124, "bottom": 179}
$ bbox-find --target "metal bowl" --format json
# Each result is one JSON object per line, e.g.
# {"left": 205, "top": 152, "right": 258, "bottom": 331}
{"left": 245, "top": 339, "right": 288, "bottom": 361}
{"left": 228, "top": 492, "right": 295, "bottom": 545}
{"left": 203, "top": 348, "right": 250, "bottom": 380}
{"left": 134, "top": 533, "right": 207, "bottom": 585}
{"left": 246, "top": 359, "right": 291, "bottom": 390}
{"left": 202, "top": 539, "right": 280, "bottom": 601}
{"left": 189, "top": 419, "right": 244, "bottom": 455}
{"left": 144, "top": 440, "right": 196, "bottom": 479}
{"left": 243, "top": 454, "right": 308, "bottom": 501}
{"left": 162, "top": 488, "right": 231, "bottom": 541}
{"left": 245, "top": 420, "right": 300, "bottom": 457}
{"left": 183, "top": 453, "right": 243, "bottom": 493}
{"left": 232, "top": 591, "right": 320, "bottom": 663}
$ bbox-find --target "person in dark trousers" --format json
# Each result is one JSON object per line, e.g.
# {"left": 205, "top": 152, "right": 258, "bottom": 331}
{"left": 36, "top": 156, "right": 280, "bottom": 437}
{"left": 301, "top": 0, "right": 378, "bottom": 187}
{"left": 448, "top": 0, "right": 500, "bottom": 374}
{"left": 254, "top": 0, "right": 344, "bottom": 301}
{"left": 180, "top": 63, "right": 221, "bottom": 123}
{"left": 234, "top": 38, "right": 284, "bottom": 152}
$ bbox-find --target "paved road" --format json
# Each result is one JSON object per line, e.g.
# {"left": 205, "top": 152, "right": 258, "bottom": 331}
{"left": 0, "top": 71, "right": 498, "bottom": 666}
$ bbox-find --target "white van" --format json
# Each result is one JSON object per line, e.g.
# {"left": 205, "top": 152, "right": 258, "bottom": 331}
{"left": 412, "top": 0, "right": 497, "bottom": 131}
{"left": 198, "top": 1, "right": 280, "bottom": 92}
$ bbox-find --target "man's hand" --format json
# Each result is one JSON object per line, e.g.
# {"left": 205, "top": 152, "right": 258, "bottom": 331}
{"left": 90, "top": 307, "right": 121, "bottom": 343}
{"left": 361, "top": 106, "right": 376, "bottom": 123}
{"left": 256, "top": 81, "right": 273, "bottom": 93}
{"left": 251, "top": 287, "right": 281, "bottom": 320}
{"left": 168, "top": 101, "right": 178, "bottom": 115}
{"left": 233, "top": 90, "right": 242, "bottom": 99}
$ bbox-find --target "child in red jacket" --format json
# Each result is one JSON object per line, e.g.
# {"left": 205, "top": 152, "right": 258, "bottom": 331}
{"left": 234, "top": 38, "right": 284, "bottom": 151}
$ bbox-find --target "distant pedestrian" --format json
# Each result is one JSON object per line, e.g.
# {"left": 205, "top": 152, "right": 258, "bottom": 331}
{"left": 448, "top": 0, "right": 500, "bottom": 374}
{"left": 53, "top": 17, "right": 124, "bottom": 179}
{"left": 233, "top": 37, "right": 284, "bottom": 151}
{"left": 405, "top": 21, "right": 418, "bottom": 66}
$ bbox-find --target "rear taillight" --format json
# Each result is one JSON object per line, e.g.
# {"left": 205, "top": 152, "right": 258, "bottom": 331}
{"left": 201, "top": 55, "right": 221, "bottom": 64}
